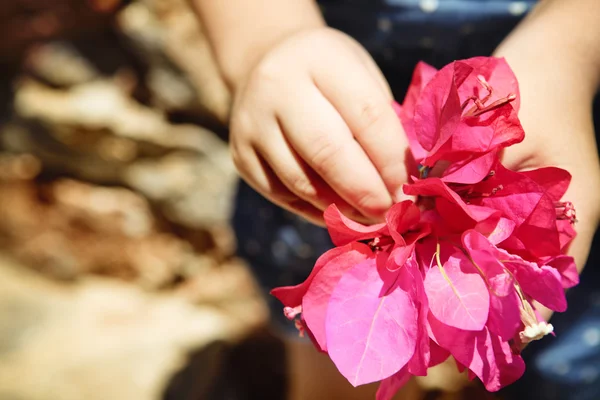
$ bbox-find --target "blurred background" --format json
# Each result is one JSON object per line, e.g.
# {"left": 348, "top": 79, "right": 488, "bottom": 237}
{"left": 0, "top": 0, "right": 275, "bottom": 399}
{"left": 0, "top": 1, "right": 598, "bottom": 400}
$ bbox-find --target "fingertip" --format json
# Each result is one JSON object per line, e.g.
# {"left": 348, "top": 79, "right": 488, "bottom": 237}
{"left": 393, "top": 186, "right": 417, "bottom": 204}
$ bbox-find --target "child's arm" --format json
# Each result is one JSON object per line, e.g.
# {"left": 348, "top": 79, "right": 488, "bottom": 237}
{"left": 193, "top": 0, "right": 411, "bottom": 225}
{"left": 192, "top": 1, "right": 325, "bottom": 89}
{"left": 495, "top": 0, "right": 600, "bottom": 276}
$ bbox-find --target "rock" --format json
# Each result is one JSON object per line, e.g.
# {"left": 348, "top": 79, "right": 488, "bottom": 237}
{"left": 0, "top": 256, "right": 262, "bottom": 400}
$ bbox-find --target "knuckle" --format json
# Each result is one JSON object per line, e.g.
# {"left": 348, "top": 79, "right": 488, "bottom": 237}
{"left": 353, "top": 190, "right": 391, "bottom": 217}
{"left": 251, "top": 55, "right": 281, "bottom": 87}
{"left": 286, "top": 172, "right": 317, "bottom": 199}
{"left": 357, "top": 98, "right": 387, "bottom": 134}
{"left": 309, "top": 135, "right": 344, "bottom": 174}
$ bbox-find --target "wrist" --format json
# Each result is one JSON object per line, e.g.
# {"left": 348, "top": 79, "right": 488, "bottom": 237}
{"left": 194, "top": 1, "right": 325, "bottom": 91}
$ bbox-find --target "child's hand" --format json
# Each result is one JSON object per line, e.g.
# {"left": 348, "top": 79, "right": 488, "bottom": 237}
{"left": 228, "top": 28, "right": 410, "bottom": 225}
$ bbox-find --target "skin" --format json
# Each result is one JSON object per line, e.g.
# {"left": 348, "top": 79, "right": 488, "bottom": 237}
{"left": 193, "top": 0, "right": 600, "bottom": 397}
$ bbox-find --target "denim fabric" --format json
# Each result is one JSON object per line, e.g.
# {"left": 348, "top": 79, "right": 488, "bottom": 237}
{"left": 231, "top": 0, "right": 600, "bottom": 397}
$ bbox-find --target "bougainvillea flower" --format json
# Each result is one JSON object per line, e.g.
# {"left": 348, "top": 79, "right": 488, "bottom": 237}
{"left": 271, "top": 56, "right": 579, "bottom": 399}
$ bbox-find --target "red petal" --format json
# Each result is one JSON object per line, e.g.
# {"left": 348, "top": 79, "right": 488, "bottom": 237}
{"left": 324, "top": 204, "right": 388, "bottom": 246}
{"left": 546, "top": 255, "right": 579, "bottom": 289}
{"left": 398, "top": 62, "right": 438, "bottom": 163}
{"left": 301, "top": 244, "right": 374, "bottom": 351}
{"left": 441, "top": 151, "right": 497, "bottom": 184}
{"left": 376, "top": 367, "right": 411, "bottom": 400}
{"left": 386, "top": 200, "right": 420, "bottom": 243}
{"left": 429, "top": 315, "right": 525, "bottom": 392}
{"left": 270, "top": 242, "right": 372, "bottom": 308}
{"left": 456, "top": 56, "right": 521, "bottom": 112}
{"left": 414, "top": 63, "right": 466, "bottom": 153}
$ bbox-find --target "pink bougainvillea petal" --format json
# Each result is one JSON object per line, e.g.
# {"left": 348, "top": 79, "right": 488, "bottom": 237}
{"left": 402, "top": 61, "right": 439, "bottom": 116}
{"left": 326, "top": 259, "right": 418, "bottom": 386}
{"left": 301, "top": 244, "right": 374, "bottom": 351}
{"left": 429, "top": 314, "right": 525, "bottom": 392}
{"left": 520, "top": 167, "right": 571, "bottom": 201}
{"left": 466, "top": 233, "right": 569, "bottom": 312}
{"left": 475, "top": 215, "right": 515, "bottom": 245}
{"left": 424, "top": 249, "right": 490, "bottom": 331}
{"left": 557, "top": 219, "right": 577, "bottom": 251}
{"left": 398, "top": 256, "right": 431, "bottom": 376}
{"left": 271, "top": 242, "right": 372, "bottom": 308}
{"left": 386, "top": 200, "right": 420, "bottom": 244}
{"left": 397, "top": 62, "right": 438, "bottom": 163}
{"left": 428, "top": 340, "right": 451, "bottom": 367}
{"left": 419, "top": 78, "right": 463, "bottom": 166}
{"left": 324, "top": 204, "right": 388, "bottom": 246}
{"left": 546, "top": 255, "right": 579, "bottom": 289}
{"left": 487, "top": 289, "right": 522, "bottom": 341}
{"left": 456, "top": 56, "right": 521, "bottom": 112}
{"left": 452, "top": 104, "right": 524, "bottom": 154}
{"left": 414, "top": 63, "right": 466, "bottom": 153}
{"left": 471, "top": 162, "right": 566, "bottom": 258}
{"left": 376, "top": 367, "right": 411, "bottom": 400}
{"left": 404, "top": 178, "right": 473, "bottom": 221}
{"left": 386, "top": 244, "right": 414, "bottom": 271}
{"left": 510, "top": 261, "right": 567, "bottom": 312}
{"left": 441, "top": 151, "right": 497, "bottom": 184}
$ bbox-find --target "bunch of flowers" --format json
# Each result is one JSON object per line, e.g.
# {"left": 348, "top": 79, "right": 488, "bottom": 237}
{"left": 271, "top": 57, "right": 579, "bottom": 398}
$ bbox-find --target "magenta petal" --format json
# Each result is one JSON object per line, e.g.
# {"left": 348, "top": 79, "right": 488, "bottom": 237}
{"left": 414, "top": 63, "right": 466, "bottom": 153}
{"left": 512, "top": 262, "right": 567, "bottom": 312}
{"left": 452, "top": 104, "right": 524, "bottom": 154}
{"left": 546, "top": 255, "right": 579, "bottom": 289}
{"left": 401, "top": 61, "right": 438, "bottom": 117}
{"left": 424, "top": 251, "right": 489, "bottom": 331}
{"left": 324, "top": 204, "right": 388, "bottom": 246}
{"left": 456, "top": 56, "right": 521, "bottom": 112}
{"left": 386, "top": 201, "right": 420, "bottom": 244}
{"left": 326, "top": 260, "right": 418, "bottom": 386}
{"left": 428, "top": 340, "right": 451, "bottom": 367}
{"left": 521, "top": 167, "right": 571, "bottom": 201}
{"left": 301, "top": 245, "right": 374, "bottom": 351}
{"left": 387, "top": 244, "right": 417, "bottom": 272}
{"left": 441, "top": 151, "right": 497, "bottom": 184}
{"left": 399, "top": 62, "right": 438, "bottom": 163}
{"left": 271, "top": 242, "right": 372, "bottom": 308}
{"left": 399, "top": 256, "right": 430, "bottom": 376}
{"left": 376, "top": 367, "right": 411, "bottom": 400}
{"left": 557, "top": 220, "right": 577, "bottom": 251}
{"left": 487, "top": 289, "right": 521, "bottom": 341}
{"left": 429, "top": 314, "right": 525, "bottom": 392}
{"left": 475, "top": 216, "right": 515, "bottom": 245}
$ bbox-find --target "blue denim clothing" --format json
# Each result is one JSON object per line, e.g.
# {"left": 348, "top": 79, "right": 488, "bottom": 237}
{"left": 232, "top": 1, "right": 600, "bottom": 397}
